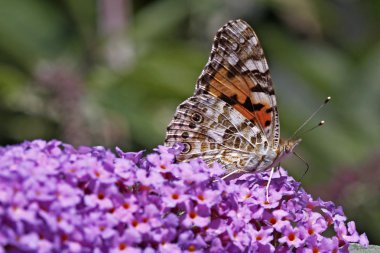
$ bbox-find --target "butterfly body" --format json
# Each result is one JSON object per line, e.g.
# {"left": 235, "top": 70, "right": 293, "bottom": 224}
{"left": 165, "top": 19, "right": 300, "bottom": 175}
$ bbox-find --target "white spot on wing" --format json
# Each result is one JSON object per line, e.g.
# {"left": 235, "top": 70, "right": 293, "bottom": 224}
{"left": 245, "top": 59, "right": 256, "bottom": 71}
{"left": 245, "top": 59, "right": 268, "bottom": 73}
{"left": 236, "top": 22, "right": 247, "bottom": 32}
{"left": 207, "top": 130, "right": 223, "bottom": 143}
{"left": 249, "top": 36, "right": 257, "bottom": 45}
{"left": 213, "top": 53, "right": 223, "bottom": 63}
{"left": 257, "top": 61, "right": 268, "bottom": 73}
{"left": 228, "top": 54, "right": 239, "bottom": 66}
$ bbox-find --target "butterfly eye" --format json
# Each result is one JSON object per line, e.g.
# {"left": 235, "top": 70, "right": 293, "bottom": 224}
{"left": 191, "top": 113, "right": 203, "bottom": 123}
{"left": 181, "top": 142, "right": 191, "bottom": 154}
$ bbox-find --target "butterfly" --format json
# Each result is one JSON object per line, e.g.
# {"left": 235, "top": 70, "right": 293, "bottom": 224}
{"left": 165, "top": 19, "right": 301, "bottom": 176}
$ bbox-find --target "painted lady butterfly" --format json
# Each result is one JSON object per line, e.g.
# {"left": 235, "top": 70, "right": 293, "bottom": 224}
{"left": 165, "top": 19, "right": 301, "bottom": 176}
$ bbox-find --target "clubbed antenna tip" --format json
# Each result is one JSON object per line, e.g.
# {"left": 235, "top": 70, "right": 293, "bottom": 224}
{"left": 290, "top": 97, "right": 331, "bottom": 139}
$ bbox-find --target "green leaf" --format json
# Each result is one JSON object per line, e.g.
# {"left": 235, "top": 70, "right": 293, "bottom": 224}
{"left": 350, "top": 244, "right": 380, "bottom": 253}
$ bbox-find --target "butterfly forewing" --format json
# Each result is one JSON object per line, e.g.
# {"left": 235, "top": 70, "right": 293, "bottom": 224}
{"left": 165, "top": 19, "right": 281, "bottom": 172}
{"left": 196, "top": 19, "right": 279, "bottom": 148}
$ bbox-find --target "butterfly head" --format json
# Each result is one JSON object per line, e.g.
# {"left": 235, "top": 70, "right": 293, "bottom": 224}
{"left": 280, "top": 138, "right": 302, "bottom": 155}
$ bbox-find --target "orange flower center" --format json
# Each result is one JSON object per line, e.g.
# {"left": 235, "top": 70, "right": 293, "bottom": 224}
{"left": 189, "top": 211, "right": 197, "bottom": 219}
{"left": 132, "top": 220, "right": 138, "bottom": 227}
{"left": 288, "top": 233, "right": 296, "bottom": 241}
{"left": 269, "top": 217, "right": 277, "bottom": 225}
{"left": 119, "top": 243, "right": 126, "bottom": 250}
{"left": 244, "top": 193, "right": 252, "bottom": 199}
{"left": 197, "top": 194, "right": 205, "bottom": 201}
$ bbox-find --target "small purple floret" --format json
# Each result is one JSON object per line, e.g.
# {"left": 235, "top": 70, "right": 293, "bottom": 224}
{"left": 0, "top": 140, "right": 368, "bottom": 252}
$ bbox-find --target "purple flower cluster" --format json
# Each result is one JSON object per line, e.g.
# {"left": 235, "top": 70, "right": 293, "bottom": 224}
{"left": 0, "top": 140, "right": 368, "bottom": 252}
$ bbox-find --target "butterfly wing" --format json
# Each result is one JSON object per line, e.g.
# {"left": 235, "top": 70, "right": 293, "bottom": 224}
{"left": 165, "top": 19, "right": 279, "bottom": 171}
{"left": 196, "top": 19, "right": 280, "bottom": 148}
{"left": 165, "top": 93, "right": 269, "bottom": 173}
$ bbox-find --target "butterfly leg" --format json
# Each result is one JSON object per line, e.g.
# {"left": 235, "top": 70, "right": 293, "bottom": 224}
{"left": 221, "top": 170, "right": 238, "bottom": 180}
{"left": 221, "top": 165, "right": 244, "bottom": 180}
{"left": 265, "top": 166, "right": 275, "bottom": 203}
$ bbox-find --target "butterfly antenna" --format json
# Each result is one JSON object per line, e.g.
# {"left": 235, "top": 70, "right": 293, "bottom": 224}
{"left": 297, "top": 120, "right": 326, "bottom": 137}
{"left": 290, "top": 96, "right": 331, "bottom": 139}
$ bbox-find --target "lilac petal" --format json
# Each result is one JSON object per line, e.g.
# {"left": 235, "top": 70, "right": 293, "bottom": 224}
{"left": 359, "top": 233, "right": 369, "bottom": 246}
{"left": 115, "top": 147, "right": 144, "bottom": 163}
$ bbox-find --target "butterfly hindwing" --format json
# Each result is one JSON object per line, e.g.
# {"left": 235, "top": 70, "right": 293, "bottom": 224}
{"left": 165, "top": 93, "right": 267, "bottom": 171}
{"left": 195, "top": 19, "right": 280, "bottom": 148}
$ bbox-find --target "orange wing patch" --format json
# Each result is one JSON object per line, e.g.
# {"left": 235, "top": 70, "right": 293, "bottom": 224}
{"left": 209, "top": 68, "right": 252, "bottom": 102}
{"left": 206, "top": 67, "right": 273, "bottom": 132}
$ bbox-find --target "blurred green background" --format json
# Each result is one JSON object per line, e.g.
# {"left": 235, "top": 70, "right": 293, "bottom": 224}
{"left": 0, "top": 0, "right": 379, "bottom": 244}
